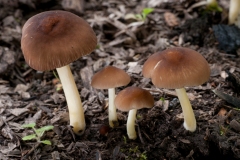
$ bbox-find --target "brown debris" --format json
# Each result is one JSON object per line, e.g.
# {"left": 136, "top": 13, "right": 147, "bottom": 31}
{"left": 164, "top": 12, "right": 179, "bottom": 27}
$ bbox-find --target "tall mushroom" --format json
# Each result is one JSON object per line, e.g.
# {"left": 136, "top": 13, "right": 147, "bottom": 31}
{"left": 114, "top": 86, "right": 154, "bottom": 140}
{"left": 91, "top": 66, "right": 131, "bottom": 128}
{"left": 142, "top": 47, "right": 210, "bottom": 132}
{"left": 21, "top": 10, "right": 97, "bottom": 135}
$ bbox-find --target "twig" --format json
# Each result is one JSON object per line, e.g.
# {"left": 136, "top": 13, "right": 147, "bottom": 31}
{"left": 21, "top": 142, "right": 41, "bottom": 160}
{"left": 137, "top": 124, "right": 145, "bottom": 144}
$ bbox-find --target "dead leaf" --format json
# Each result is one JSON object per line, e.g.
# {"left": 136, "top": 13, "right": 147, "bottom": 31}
{"left": 61, "top": 0, "right": 84, "bottom": 14}
{"left": 0, "top": 143, "right": 16, "bottom": 154}
{"left": 14, "top": 84, "right": 29, "bottom": 93}
{"left": 221, "top": 71, "right": 228, "bottom": 79}
{"left": 24, "top": 110, "right": 42, "bottom": 124}
{"left": 213, "top": 89, "right": 240, "bottom": 108}
{"left": 127, "top": 62, "right": 142, "bottom": 74}
{"left": 1, "top": 126, "right": 13, "bottom": 139}
{"left": 51, "top": 93, "right": 65, "bottom": 104}
{"left": 20, "top": 91, "right": 30, "bottom": 99}
{"left": 0, "top": 95, "right": 13, "bottom": 108}
{"left": 164, "top": 12, "right": 179, "bottom": 27}
{"left": 210, "top": 64, "right": 222, "bottom": 77}
{"left": 0, "top": 85, "right": 10, "bottom": 94}
{"left": 7, "top": 108, "right": 29, "bottom": 116}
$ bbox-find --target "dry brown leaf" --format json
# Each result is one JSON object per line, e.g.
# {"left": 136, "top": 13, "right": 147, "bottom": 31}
{"left": 164, "top": 12, "right": 179, "bottom": 27}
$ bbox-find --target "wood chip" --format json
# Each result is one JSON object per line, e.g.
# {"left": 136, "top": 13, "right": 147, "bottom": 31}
{"left": 179, "top": 139, "right": 191, "bottom": 144}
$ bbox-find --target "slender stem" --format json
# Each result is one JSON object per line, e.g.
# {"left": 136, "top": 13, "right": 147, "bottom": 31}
{"left": 52, "top": 70, "right": 60, "bottom": 80}
{"left": 229, "top": 0, "right": 240, "bottom": 24}
{"left": 127, "top": 109, "right": 137, "bottom": 140}
{"left": 56, "top": 65, "right": 85, "bottom": 135}
{"left": 175, "top": 88, "right": 196, "bottom": 132}
{"left": 108, "top": 88, "right": 118, "bottom": 127}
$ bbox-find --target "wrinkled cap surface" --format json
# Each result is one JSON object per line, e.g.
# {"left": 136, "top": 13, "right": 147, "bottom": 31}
{"left": 91, "top": 66, "right": 131, "bottom": 89}
{"left": 21, "top": 10, "right": 97, "bottom": 71}
{"left": 115, "top": 86, "right": 154, "bottom": 112}
{"left": 142, "top": 47, "right": 210, "bottom": 89}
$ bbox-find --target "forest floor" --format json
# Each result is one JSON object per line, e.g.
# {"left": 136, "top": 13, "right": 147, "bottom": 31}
{"left": 1, "top": 0, "right": 240, "bottom": 159}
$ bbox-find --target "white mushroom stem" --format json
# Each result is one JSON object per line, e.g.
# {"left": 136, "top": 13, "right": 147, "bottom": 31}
{"left": 108, "top": 88, "right": 118, "bottom": 127}
{"left": 175, "top": 88, "right": 196, "bottom": 132}
{"left": 229, "top": 0, "right": 240, "bottom": 25}
{"left": 56, "top": 65, "right": 86, "bottom": 135}
{"left": 127, "top": 109, "right": 137, "bottom": 140}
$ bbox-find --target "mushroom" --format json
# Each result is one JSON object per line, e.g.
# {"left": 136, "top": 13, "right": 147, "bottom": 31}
{"left": 21, "top": 10, "right": 97, "bottom": 135}
{"left": 114, "top": 86, "right": 154, "bottom": 140}
{"left": 91, "top": 66, "right": 131, "bottom": 128}
{"left": 142, "top": 47, "right": 210, "bottom": 132}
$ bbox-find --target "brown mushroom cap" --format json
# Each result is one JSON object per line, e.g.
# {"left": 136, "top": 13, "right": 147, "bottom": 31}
{"left": 142, "top": 47, "right": 210, "bottom": 89}
{"left": 21, "top": 10, "right": 97, "bottom": 71}
{"left": 91, "top": 66, "right": 131, "bottom": 89}
{"left": 115, "top": 86, "right": 154, "bottom": 111}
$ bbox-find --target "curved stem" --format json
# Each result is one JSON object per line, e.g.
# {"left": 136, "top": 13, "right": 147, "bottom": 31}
{"left": 108, "top": 88, "right": 118, "bottom": 127}
{"left": 175, "top": 88, "right": 196, "bottom": 132}
{"left": 57, "top": 65, "right": 85, "bottom": 135}
{"left": 127, "top": 109, "right": 137, "bottom": 140}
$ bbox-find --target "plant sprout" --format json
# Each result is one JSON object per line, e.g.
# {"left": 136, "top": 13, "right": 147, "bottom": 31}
{"left": 135, "top": 8, "right": 154, "bottom": 21}
{"left": 206, "top": 0, "right": 222, "bottom": 12}
{"left": 21, "top": 123, "right": 54, "bottom": 145}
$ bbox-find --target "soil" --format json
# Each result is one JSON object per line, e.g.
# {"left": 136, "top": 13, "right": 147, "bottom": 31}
{"left": 1, "top": 0, "right": 240, "bottom": 160}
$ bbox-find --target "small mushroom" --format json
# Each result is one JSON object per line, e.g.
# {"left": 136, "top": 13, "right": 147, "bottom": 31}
{"left": 21, "top": 10, "right": 97, "bottom": 135}
{"left": 91, "top": 66, "right": 131, "bottom": 128}
{"left": 142, "top": 47, "right": 210, "bottom": 132}
{"left": 114, "top": 86, "right": 154, "bottom": 140}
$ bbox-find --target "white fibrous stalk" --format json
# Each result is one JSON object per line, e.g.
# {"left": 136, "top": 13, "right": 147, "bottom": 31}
{"left": 127, "top": 109, "right": 137, "bottom": 140}
{"left": 175, "top": 88, "right": 196, "bottom": 132}
{"left": 56, "top": 65, "right": 86, "bottom": 135}
{"left": 108, "top": 88, "right": 118, "bottom": 127}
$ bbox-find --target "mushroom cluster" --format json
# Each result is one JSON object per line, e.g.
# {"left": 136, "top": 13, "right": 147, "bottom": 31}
{"left": 21, "top": 11, "right": 210, "bottom": 138}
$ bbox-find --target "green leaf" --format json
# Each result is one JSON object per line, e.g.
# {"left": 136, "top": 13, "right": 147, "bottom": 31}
{"left": 22, "top": 134, "right": 37, "bottom": 141}
{"left": 36, "top": 125, "right": 54, "bottom": 133}
{"left": 40, "top": 140, "right": 52, "bottom": 145}
{"left": 206, "top": 1, "right": 222, "bottom": 12}
{"left": 135, "top": 14, "right": 143, "bottom": 21}
{"left": 160, "top": 97, "right": 165, "bottom": 102}
{"left": 142, "top": 8, "right": 154, "bottom": 16}
{"left": 21, "top": 123, "right": 36, "bottom": 128}
{"left": 35, "top": 125, "right": 54, "bottom": 136}
{"left": 141, "top": 8, "right": 154, "bottom": 21}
